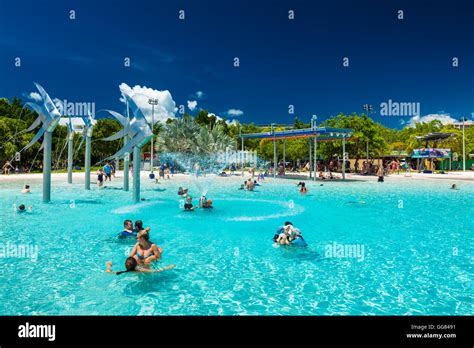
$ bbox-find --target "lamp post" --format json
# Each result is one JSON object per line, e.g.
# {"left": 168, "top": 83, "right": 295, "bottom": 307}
{"left": 362, "top": 104, "right": 374, "bottom": 161}
{"left": 148, "top": 98, "right": 159, "bottom": 175}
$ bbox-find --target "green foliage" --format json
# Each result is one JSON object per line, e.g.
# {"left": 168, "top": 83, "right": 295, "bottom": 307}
{"left": 0, "top": 98, "right": 472, "bottom": 169}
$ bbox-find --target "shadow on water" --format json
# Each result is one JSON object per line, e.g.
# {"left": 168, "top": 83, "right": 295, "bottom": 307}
{"left": 122, "top": 270, "right": 180, "bottom": 295}
{"left": 142, "top": 188, "right": 167, "bottom": 192}
{"left": 57, "top": 199, "right": 103, "bottom": 205}
{"left": 279, "top": 246, "right": 327, "bottom": 262}
{"left": 103, "top": 187, "right": 124, "bottom": 191}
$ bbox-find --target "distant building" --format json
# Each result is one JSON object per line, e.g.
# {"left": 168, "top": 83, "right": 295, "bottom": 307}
{"left": 452, "top": 120, "right": 473, "bottom": 129}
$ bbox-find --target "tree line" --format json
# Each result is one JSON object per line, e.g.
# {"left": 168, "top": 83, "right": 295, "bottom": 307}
{"left": 0, "top": 97, "right": 472, "bottom": 171}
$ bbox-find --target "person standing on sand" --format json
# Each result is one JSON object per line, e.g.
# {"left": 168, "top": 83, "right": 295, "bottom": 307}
{"left": 377, "top": 165, "right": 384, "bottom": 182}
{"left": 2, "top": 160, "right": 14, "bottom": 175}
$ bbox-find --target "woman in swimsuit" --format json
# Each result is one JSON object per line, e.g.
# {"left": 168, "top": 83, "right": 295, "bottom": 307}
{"left": 129, "top": 231, "right": 163, "bottom": 268}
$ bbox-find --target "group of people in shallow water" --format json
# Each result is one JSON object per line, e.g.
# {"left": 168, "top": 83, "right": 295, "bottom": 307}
{"left": 272, "top": 221, "right": 305, "bottom": 246}
{"left": 107, "top": 219, "right": 176, "bottom": 275}
{"left": 239, "top": 178, "right": 261, "bottom": 191}
{"left": 178, "top": 187, "right": 213, "bottom": 211}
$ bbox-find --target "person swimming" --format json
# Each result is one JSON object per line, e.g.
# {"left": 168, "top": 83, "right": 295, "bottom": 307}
{"left": 451, "top": 184, "right": 458, "bottom": 190}
{"left": 106, "top": 257, "right": 175, "bottom": 275}
{"left": 118, "top": 219, "right": 137, "bottom": 238}
{"left": 178, "top": 187, "right": 184, "bottom": 195}
{"left": 130, "top": 230, "right": 163, "bottom": 268}
{"left": 297, "top": 182, "right": 307, "bottom": 194}
{"left": 21, "top": 185, "right": 30, "bottom": 194}
{"left": 15, "top": 204, "right": 32, "bottom": 213}
{"left": 184, "top": 196, "right": 194, "bottom": 211}
{"left": 239, "top": 184, "right": 245, "bottom": 190}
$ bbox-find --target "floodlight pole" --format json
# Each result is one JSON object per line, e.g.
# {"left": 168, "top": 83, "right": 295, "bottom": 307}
{"left": 43, "top": 131, "right": 52, "bottom": 203}
{"left": 283, "top": 139, "right": 286, "bottom": 176}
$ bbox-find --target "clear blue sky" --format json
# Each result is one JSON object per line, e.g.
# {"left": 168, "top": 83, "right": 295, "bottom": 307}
{"left": 0, "top": 0, "right": 473, "bottom": 128}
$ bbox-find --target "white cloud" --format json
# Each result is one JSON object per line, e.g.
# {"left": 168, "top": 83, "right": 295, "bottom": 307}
{"left": 405, "top": 113, "right": 457, "bottom": 128}
{"left": 119, "top": 83, "right": 177, "bottom": 123}
{"left": 226, "top": 108, "right": 244, "bottom": 117}
{"left": 27, "top": 92, "right": 42, "bottom": 102}
{"left": 187, "top": 100, "right": 197, "bottom": 111}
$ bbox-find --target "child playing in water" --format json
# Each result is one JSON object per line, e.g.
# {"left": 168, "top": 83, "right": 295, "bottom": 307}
{"left": 184, "top": 196, "right": 194, "bottom": 211}
{"left": 106, "top": 258, "right": 175, "bottom": 275}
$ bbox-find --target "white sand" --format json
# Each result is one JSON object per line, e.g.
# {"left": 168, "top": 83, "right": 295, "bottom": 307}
{"left": 1, "top": 170, "right": 473, "bottom": 183}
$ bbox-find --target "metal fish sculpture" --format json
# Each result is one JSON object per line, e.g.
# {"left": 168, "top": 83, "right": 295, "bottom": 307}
{"left": 22, "top": 82, "right": 62, "bottom": 150}
{"left": 105, "top": 93, "right": 153, "bottom": 160}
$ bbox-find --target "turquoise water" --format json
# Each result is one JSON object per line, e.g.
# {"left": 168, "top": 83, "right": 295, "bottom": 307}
{"left": 0, "top": 175, "right": 472, "bottom": 315}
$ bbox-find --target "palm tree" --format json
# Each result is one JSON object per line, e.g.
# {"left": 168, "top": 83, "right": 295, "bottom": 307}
{"left": 194, "top": 124, "right": 235, "bottom": 154}
{"left": 155, "top": 115, "right": 200, "bottom": 153}
{"left": 156, "top": 116, "right": 235, "bottom": 154}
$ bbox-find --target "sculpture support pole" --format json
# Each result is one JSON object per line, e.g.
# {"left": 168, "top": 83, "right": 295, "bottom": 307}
{"left": 123, "top": 137, "right": 130, "bottom": 191}
{"left": 342, "top": 137, "right": 346, "bottom": 181}
{"left": 133, "top": 146, "right": 141, "bottom": 203}
{"left": 85, "top": 135, "right": 91, "bottom": 190}
{"left": 67, "top": 133, "right": 73, "bottom": 184}
{"left": 43, "top": 131, "right": 52, "bottom": 203}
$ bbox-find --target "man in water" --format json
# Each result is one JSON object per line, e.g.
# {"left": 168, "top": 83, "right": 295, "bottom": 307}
{"left": 21, "top": 185, "right": 30, "bottom": 194}
{"left": 246, "top": 178, "right": 254, "bottom": 191}
{"left": 119, "top": 219, "right": 136, "bottom": 238}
